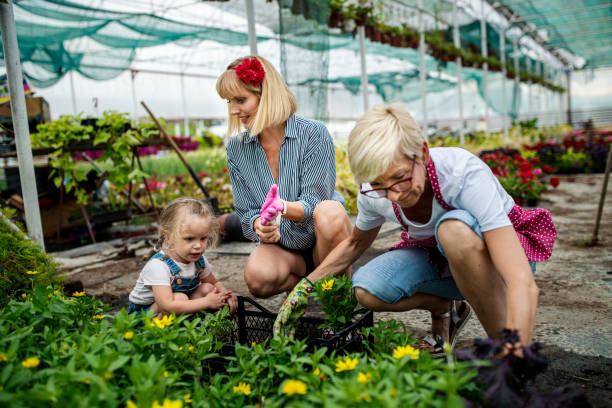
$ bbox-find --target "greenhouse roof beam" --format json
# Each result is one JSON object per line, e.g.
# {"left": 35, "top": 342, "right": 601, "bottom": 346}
{"left": 487, "top": 0, "right": 572, "bottom": 69}
{"left": 511, "top": 4, "right": 611, "bottom": 21}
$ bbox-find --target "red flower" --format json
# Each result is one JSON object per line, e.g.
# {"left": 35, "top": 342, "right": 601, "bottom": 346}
{"left": 233, "top": 58, "right": 265, "bottom": 86}
{"left": 550, "top": 176, "right": 560, "bottom": 188}
{"left": 542, "top": 165, "right": 553, "bottom": 174}
{"left": 198, "top": 171, "right": 208, "bottom": 178}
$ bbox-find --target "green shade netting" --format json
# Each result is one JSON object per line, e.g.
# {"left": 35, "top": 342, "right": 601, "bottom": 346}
{"left": 447, "top": 20, "right": 515, "bottom": 62}
{"left": 278, "top": 0, "right": 330, "bottom": 121}
{"left": 0, "top": 0, "right": 272, "bottom": 88}
{"left": 497, "top": 0, "right": 612, "bottom": 69}
{"left": 0, "top": 0, "right": 565, "bottom": 118}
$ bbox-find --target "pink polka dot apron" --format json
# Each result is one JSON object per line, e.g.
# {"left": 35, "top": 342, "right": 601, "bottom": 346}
{"left": 390, "top": 157, "right": 556, "bottom": 267}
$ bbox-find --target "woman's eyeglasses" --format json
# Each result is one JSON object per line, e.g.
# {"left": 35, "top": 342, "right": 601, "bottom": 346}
{"left": 360, "top": 156, "right": 417, "bottom": 199}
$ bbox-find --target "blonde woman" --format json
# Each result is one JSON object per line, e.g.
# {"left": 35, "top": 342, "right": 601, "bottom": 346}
{"left": 277, "top": 104, "right": 556, "bottom": 355}
{"left": 216, "top": 55, "right": 352, "bottom": 299}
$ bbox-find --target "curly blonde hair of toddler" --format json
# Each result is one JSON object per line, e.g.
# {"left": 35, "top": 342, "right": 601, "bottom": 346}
{"left": 155, "top": 197, "right": 219, "bottom": 251}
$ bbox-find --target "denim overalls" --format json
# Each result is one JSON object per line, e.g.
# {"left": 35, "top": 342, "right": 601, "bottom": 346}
{"left": 128, "top": 253, "right": 207, "bottom": 314}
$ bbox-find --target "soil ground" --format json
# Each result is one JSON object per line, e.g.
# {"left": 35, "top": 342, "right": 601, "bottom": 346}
{"left": 53, "top": 174, "right": 612, "bottom": 407}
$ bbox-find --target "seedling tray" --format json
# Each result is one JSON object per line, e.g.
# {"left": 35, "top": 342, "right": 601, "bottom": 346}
{"left": 222, "top": 296, "right": 373, "bottom": 353}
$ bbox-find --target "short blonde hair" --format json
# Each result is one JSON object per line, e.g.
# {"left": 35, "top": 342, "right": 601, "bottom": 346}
{"left": 348, "top": 103, "right": 425, "bottom": 184}
{"left": 157, "top": 197, "right": 219, "bottom": 250}
{"left": 216, "top": 55, "right": 297, "bottom": 138}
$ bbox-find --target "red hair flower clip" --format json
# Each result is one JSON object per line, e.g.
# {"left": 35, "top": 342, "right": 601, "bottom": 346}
{"left": 232, "top": 58, "right": 265, "bottom": 86}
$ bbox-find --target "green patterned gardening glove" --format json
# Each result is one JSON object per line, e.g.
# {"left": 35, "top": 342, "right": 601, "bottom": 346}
{"left": 273, "top": 277, "right": 314, "bottom": 338}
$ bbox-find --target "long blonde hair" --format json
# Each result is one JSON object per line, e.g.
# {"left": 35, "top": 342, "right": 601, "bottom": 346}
{"left": 156, "top": 197, "right": 219, "bottom": 251}
{"left": 216, "top": 55, "right": 297, "bottom": 138}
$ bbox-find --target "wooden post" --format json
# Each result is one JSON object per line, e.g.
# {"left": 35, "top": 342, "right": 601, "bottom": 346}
{"left": 57, "top": 169, "right": 64, "bottom": 240}
{"left": 135, "top": 152, "right": 159, "bottom": 220}
{"left": 590, "top": 146, "right": 612, "bottom": 244}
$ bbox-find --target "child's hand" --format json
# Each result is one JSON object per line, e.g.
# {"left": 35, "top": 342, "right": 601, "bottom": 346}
{"left": 225, "top": 294, "right": 238, "bottom": 314}
{"left": 203, "top": 288, "right": 231, "bottom": 310}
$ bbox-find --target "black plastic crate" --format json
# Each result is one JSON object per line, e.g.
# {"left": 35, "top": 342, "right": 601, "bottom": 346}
{"left": 221, "top": 296, "right": 373, "bottom": 353}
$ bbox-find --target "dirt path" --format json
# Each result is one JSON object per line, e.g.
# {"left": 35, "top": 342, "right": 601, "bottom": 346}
{"left": 53, "top": 173, "right": 611, "bottom": 406}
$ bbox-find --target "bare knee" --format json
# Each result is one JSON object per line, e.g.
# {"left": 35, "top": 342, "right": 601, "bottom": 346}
{"left": 437, "top": 220, "right": 486, "bottom": 259}
{"left": 191, "top": 282, "right": 214, "bottom": 299}
{"left": 244, "top": 261, "right": 278, "bottom": 298}
{"left": 355, "top": 287, "right": 390, "bottom": 312}
{"left": 314, "top": 201, "right": 350, "bottom": 238}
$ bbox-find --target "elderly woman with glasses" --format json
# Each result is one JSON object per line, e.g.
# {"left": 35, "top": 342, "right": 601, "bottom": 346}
{"left": 275, "top": 104, "right": 556, "bottom": 356}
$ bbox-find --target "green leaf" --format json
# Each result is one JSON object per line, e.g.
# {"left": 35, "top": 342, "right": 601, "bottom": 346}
{"left": 108, "top": 355, "right": 130, "bottom": 371}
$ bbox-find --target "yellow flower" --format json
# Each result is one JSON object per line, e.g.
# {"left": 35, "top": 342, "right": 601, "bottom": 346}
{"left": 188, "top": 345, "right": 194, "bottom": 352}
{"left": 233, "top": 382, "right": 251, "bottom": 395}
{"left": 152, "top": 315, "right": 175, "bottom": 329}
{"left": 163, "top": 371, "right": 169, "bottom": 378}
{"left": 21, "top": 293, "right": 27, "bottom": 299}
{"left": 178, "top": 346, "right": 183, "bottom": 351}
{"left": 21, "top": 357, "right": 40, "bottom": 368}
{"left": 443, "top": 343, "right": 452, "bottom": 354}
{"left": 357, "top": 372, "right": 371, "bottom": 384}
{"left": 335, "top": 356, "right": 358, "bottom": 372}
{"left": 63, "top": 344, "right": 69, "bottom": 350}
{"left": 124, "top": 331, "right": 134, "bottom": 340}
{"left": 321, "top": 279, "right": 334, "bottom": 291}
{"left": 356, "top": 394, "right": 372, "bottom": 403}
{"left": 72, "top": 291, "right": 86, "bottom": 297}
{"left": 93, "top": 315, "right": 106, "bottom": 320}
{"left": 183, "top": 393, "right": 192, "bottom": 403}
{"left": 0, "top": 353, "right": 7, "bottom": 362}
{"left": 389, "top": 388, "right": 397, "bottom": 397}
{"left": 282, "top": 380, "right": 307, "bottom": 395}
{"left": 53, "top": 290, "right": 59, "bottom": 295}
{"left": 126, "top": 401, "right": 138, "bottom": 408}
{"left": 152, "top": 400, "right": 183, "bottom": 408}
{"left": 26, "top": 270, "right": 39, "bottom": 275}
{"left": 393, "top": 345, "right": 420, "bottom": 360}
{"left": 104, "top": 371, "right": 113, "bottom": 380}
{"left": 313, "top": 367, "right": 321, "bottom": 376}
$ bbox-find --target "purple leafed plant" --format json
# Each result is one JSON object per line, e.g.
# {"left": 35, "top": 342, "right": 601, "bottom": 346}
{"left": 456, "top": 329, "right": 590, "bottom": 408}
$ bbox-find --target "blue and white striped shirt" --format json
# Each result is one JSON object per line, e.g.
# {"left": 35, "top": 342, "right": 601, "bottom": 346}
{"left": 226, "top": 114, "right": 341, "bottom": 250}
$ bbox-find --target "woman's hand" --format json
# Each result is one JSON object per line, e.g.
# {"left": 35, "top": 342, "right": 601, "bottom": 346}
{"left": 253, "top": 217, "right": 281, "bottom": 243}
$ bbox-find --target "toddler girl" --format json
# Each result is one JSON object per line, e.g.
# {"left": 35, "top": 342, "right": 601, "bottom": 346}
{"left": 128, "top": 197, "right": 237, "bottom": 316}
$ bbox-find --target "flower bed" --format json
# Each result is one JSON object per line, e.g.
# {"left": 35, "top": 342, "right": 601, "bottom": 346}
{"left": 480, "top": 149, "right": 559, "bottom": 206}
{"left": 524, "top": 129, "right": 611, "bottom": 174}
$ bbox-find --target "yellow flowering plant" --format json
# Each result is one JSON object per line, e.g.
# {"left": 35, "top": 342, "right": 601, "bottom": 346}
{"left": 312, "top": 275, "right": 358, "bottom": 331}
{"left": 0, "top": 283, "right": 503, "bottom": 407}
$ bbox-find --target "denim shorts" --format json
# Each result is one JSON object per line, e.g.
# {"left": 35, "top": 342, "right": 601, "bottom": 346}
{"left": 352, "top": 209, "right": 537, "bottom": 304}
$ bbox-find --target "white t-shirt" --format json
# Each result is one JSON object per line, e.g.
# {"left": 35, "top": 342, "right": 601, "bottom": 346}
{"left": 355, "top": 147, "right": 515, "bottom": 238}
{"left": 128, "top": 252, "right": 212, "bottom": 305}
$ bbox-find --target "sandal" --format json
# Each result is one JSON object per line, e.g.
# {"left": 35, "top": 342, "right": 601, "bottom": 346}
{"left": 419, "top": 309, "right": 452, "bottom": 358}
{"left": 448, "top": 300, "right": 472, "bottom": 349}
{"left": 419, "top": 301, "right": 472, "bottom": 358}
